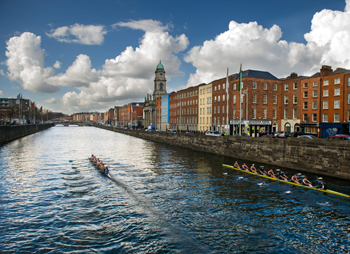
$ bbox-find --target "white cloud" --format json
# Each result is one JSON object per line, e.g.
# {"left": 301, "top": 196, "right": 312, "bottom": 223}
{"left": 0, "top": 69, "right": 5, "bottom": 76}
{"left": 44, "top": 97, "right": 57, "bottom": 104}
{"left": 0, "top": 91, "right": 4, "bottom": 97}
{"left": 5, "top": 32, "right": 59, "bottom": 93}
{"left": 46, "top": 24, "right": 107, "bottom": 45}
{"left": 46, "top": 54, "right": 99, "bottom": 87}
{"left": 185, "top": 1, "right": 350, "bottom": 86}
{"left": 53, "top": 61, "right": 61, "bottom": 69}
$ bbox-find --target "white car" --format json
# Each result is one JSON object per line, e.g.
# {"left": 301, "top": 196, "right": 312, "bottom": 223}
{"left": 205, "top": 131, "right": 222, "bottom": 136}
{"left": 167, "top": 129, "right": 177, "bottom": 133}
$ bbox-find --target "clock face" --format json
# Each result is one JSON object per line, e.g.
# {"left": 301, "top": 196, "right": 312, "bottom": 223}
{"left": 160, "top": 73, "right": 163, "bottom": 76}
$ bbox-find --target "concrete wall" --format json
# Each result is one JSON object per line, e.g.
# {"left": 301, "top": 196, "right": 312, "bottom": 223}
{"left": 98, "top": 125, "right": 350, "bottom": 180}
{"left": 0, "top": 123, "right": 54, "bottom": 145}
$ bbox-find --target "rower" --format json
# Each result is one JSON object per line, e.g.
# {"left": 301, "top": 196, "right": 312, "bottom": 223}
{"left": 302, "top": 176, "right": 313, "bottom": 187}
{"left": 291, "top": 174, "right": 299, "bottom": 184}
{"left": 268, "top": 169, "right": 276, "bottom": 178}
{"left": 279, "top": 171, "right": 288, "bottom": 181}
{"left": 104, "top": 167, "right": 109, "bottom": 175}
{"left": 258, "top": 166, "right": 267, "bottom": 175}
{"left": 234, "top": 161, "right": 240, "bottom": 169}
{"left": 317, "top": 177, "right": 327, "bottom": 190}
{"left": 250, "top": 164, "right": 257, "bottom": 173}
{"left": 242, "top": 163, "right": 249, "bottom": 171}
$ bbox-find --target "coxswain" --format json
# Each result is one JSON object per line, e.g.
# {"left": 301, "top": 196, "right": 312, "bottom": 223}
{"left": 250, "top": 164, "right": 257, "bottom": 173}
{"left": 234, "top": 161, "right": 240, "bottom": 169}
{"left": 268, "top": 169, "right": 276, "bottom": 178}
{"left": 291, "top": 174, "right": 299, "bottom": 184}
{"left": 302, "top": 176, "right": 313, "bottom": 187}
{"left": 104, "top": 167, "right": 109, "bottom": 175}
{"left": 258, "top": 166, "right": 267, "bottom": 175}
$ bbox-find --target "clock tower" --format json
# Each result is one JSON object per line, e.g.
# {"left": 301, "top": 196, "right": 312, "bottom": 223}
{"left": 153, "top": 61, "right": 167, "bottom": 99}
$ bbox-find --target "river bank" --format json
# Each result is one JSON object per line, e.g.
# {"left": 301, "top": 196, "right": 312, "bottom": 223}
{"left": 96, "top": 124, "right": 350, "bottom": 180}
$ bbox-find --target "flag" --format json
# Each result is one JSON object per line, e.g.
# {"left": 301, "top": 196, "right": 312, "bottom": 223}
{"left": 114, "top": 109, "right": 117, "bottom": 115}
{"left": 31, "top": 102, "right": 35, "bottom": 109}
{"left": 157, "top": 99, "right": 160, "bottom": 108}
{"left": 16, "top": 94, "right": 20, "bottom": 104}
{"left": 238, "top": 64, "right": 242, "bottom": 91}
{"left": 128, "top": 104, "right": 131, "bottom": 112}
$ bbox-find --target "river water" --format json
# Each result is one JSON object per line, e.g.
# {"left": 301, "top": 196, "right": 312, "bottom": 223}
{"left": 0, "top": 126, "right": 349, "bottom": 253}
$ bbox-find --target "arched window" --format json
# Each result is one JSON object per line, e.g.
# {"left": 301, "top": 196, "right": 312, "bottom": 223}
{"left": 159, "top": 83, "right": 163, "bottom": 90}
{"left": 285, "top": 122, "right": 291, "bottom": 133}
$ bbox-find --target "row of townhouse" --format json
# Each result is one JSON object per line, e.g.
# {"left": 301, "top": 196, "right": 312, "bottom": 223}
{"left": 156, "top": 65, "right": 350, "bottom": 138}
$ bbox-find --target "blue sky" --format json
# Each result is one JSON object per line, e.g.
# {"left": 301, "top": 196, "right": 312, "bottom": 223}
{"left": 0, "top": 0, "right": 349, "bottom": 114}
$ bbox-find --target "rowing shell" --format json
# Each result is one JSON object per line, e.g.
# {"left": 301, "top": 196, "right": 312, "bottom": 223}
{"left": 89, "top": 158, "right": 111, "bottom": 178}
{"left": 222, "top": 164, "right": 350, "bottom": 198}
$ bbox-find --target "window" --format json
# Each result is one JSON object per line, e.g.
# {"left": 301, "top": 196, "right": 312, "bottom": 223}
{"left": 323, "top": 100, "right": 328, "bottom": 109}
{"left": 334, "top": 113, "right": 340, "bottom": 122}
{"left": 252, "top": 108, "right": 256, "bottom": 119}
{"left": 312, "top": 114, "right": 317, "bottom": 122}
{"left": 217, "top": 118, "right": 220, "bottom": 124}
{"left": 334, "top": 87, "right": 340, "bottom": 96}
{"left": 263, "top": 108, "right": 267, "bottom": 119}
{"left": 293, "top": 82, "right": 298, "bottom": 90}
{"left": 203, "top": 99, "right": 205, "bottom": 105}
{"left": 223, "top": 95, "right": 225, "bottom": 101}
{"left": 293, "top": 94, "right": 298, "bottom": 104}
{"left": 214, "top": 86, "right": 217, "bottom": 91}
{"left": 334, "top": 78, "right": 340, "bottom": 84}
{"left": 273, "top": 95, "right": 277, "bottom": 104}
{"left": 263, "top": 95, "right": 267, "bottom": 104}
{"left": 214, "top": 96, "right": 217, "bottom": 102}
{"left": 303, "top": 102, "right": 308, "bottom": 110}
{"left": 323, "top": 113, "right": 328, "bottom": 122}
{"left": 303, "top": 114, "right": 308, "bottom": 122}
{"left": 222, "top": 106, "right": 225, "bottom": 114}
{"left": 263, "top": 83, "right": 267, "bottom": 90}
{"left": 214, "top": 106, "right": 216, "bottom": 114}
{"left": 284, "top": 84, "right": 288, "bottom": 91}
{"left": 223, "top": 83, "right": 225, "bottom": 90}
{"left": 348, "top": 93, "right": 350, "bottom": 104}
{"left": 323, "top": 80, "right": 329, "bottom": 86}
{"left": 303, "top": 91, "right": 308, "bottom": 98}
{"left": 203, "top": 89, "right": 205, "bottom": 94}
{"left": 218, "top": 106, "right": 220, "bottom": 114}
{"left": 348, "top": 77, "right": 350, "bottom": 86}
{"left": 312, "top": 101, "right": 317, "bottom": 110}
{"left": 303, "top": 83, "right": 308, "bottom": 88}
{"left": 200, "top": 108, "right": 202, "bottom": 115}
{"left": 233, "top": 109, "right": 236, "bottom": 119}
{"left": 253, "top": 94, "right": 257, "bottom": 103}
{"left": 313, "top": 90, "right": 317, "bottom": 97}
{"left": 233, "top": 83, "right": 236, "bottom": 90}
{"left": 293, "top": 108, "right": 297, "bottom": 119}
{"left": 200, "top": 89, "right": 202, "bottom": 95}
{"left": 284, "top": 95, "right": 288, "bottom": 104}
{"left": 323, "top": 89, "right": 329, "bottom": 97}
{"left": 253, "top": 82, "right": 257, "bottom": 89}
{"left": 218, "top": 84, "right": 220, "bottom": 90}
{"left": 273, "top": 108, "right": 277, "bottom": 119}
{"left": 334, "top": 100, "right": 340, "bottom": 109}
{"left": 313, "top": 81, "right": 318, "bottom": 87}
{"left": 218, "top": 96, "right": 220, "bottom": 102}
{"left": 232, "top": 95, "right": 236, "bottom": 104}
{"left": 284, "top": 109, "right": 288, "bottom": 119}
{"left": 273, "top": 83, "right": 277, "bottom": 91}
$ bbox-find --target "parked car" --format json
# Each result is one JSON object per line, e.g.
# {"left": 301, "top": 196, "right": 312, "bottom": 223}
{"left": 260, "top": 135, "right": 274, "bottom": 138}
{"left": 146, "top": 126, "right": 156, "bottom": 131}
{"left": 276, "top": 132, "right": 291, "bottom": 138}
{"left": 167, "top": 129, "right": 177, "bottom": 133}
{"left": 327, "top": 135, "right": 350, "bottom": 140}
{"left": 205, "top": 131, "right": 223, "bottom": 136}
{"left": 234, "top": 133, "right": 250, "bottom": 137}
{"left": 297, "top": 135, "right": 318, "bottom": 139}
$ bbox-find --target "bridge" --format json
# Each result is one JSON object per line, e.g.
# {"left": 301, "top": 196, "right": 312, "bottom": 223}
{"left": 53, "top": 121, "right": 95, "bottom": 127}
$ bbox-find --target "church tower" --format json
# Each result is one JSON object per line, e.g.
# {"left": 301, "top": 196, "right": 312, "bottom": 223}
{"left": 153, "top": 61, "right": 167, "bottom": 99}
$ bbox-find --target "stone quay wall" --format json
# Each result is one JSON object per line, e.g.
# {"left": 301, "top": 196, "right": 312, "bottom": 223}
{"left": 0, "top": 123, "right": 54, "bottom": 145}
{"left": 97, "top": 125, "right": 350, "bottom": 180}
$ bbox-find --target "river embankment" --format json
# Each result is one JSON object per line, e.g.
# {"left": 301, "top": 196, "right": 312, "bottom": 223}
{"left": 0, "top": 123, "right": 54, "bottom": 145}
{"left": 97, "top": 125, "right": 350, "bottom": 180}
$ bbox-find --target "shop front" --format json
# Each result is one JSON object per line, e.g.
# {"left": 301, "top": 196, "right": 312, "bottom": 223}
{"left": 231, "top": 119, "right": 272, "bottom": 137}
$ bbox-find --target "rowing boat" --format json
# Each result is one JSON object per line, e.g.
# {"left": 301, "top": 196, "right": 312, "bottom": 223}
{"left": 89, "top": 157, "right": 111, "bottom": 178}
{"left": 222, "top": 164, "right": 350, "bottom": 198}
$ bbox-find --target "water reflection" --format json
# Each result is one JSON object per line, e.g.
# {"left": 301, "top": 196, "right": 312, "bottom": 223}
{"left": 0, "top": 126, "right": 349, "bottom": 253}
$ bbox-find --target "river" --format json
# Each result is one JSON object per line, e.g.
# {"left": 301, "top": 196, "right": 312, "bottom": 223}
{"left": 0, "top": 126, "right": 349, "bottom": 253}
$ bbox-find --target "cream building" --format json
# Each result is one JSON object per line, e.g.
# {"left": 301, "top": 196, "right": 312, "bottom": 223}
{"left": 198, "top": 83, "right": 212, "bottom": 132}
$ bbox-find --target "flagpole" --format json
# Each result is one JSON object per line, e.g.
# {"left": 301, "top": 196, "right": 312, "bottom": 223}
{"left": 239, "top": 64, "right": 242, "bottom": 136}
{"left": 226, "top": 68, "right": 229, "bottom": 135}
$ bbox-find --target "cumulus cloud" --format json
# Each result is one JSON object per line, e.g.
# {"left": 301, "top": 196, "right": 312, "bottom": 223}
{"left": 44, "top": 97, "right": 57, "bottom": 104}
{"left": 53, "top": 61, "right": 61, "bottom": 69}
{"left": 46, "top": 54, "right": 99, "bottom": 87}
{"left": 185, "top": 1, "right": 350, "bottom": 86}
{"left": 46, "top": 24, "right": 107, "bottom": 45}
{"left": 0, "top": 91, "right": 4, "bottom": 96}
{"left": 5, "top": 32, "right": 59, "bottom": 93}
